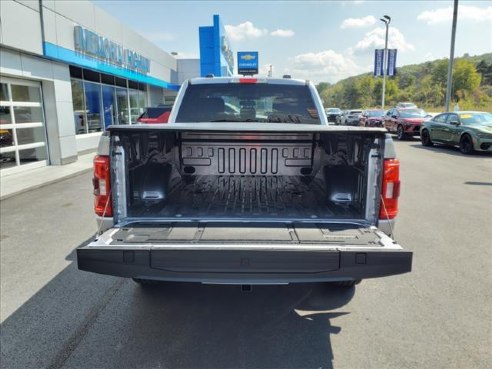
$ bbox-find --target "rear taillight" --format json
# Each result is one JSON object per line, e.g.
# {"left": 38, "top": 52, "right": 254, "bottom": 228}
{"left": 379, "top": 158, "right": 400, "bottom": 220}
{"left": 93, "top": 155, "right": 112, "bottom": 217}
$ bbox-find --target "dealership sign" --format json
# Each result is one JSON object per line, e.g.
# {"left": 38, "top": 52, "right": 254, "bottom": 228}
{"left": 386, "top": 49, "right": 397, "bottom": 76}
{"left": 374, "top": 49, "right": 397, "bottom": 76}
{"left": 237, "top": 52, "right": 259, "bottom": 75}
{"left": 374, "top": 49, "right": 384, "bottom": 76}
{"left": 74, "top": 26, "right": 150, "bottom": 74}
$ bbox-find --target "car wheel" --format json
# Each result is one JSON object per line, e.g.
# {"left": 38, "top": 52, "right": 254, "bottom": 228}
{"left": 132, "top": 278, "right": 160, "bottom": 286}
{"left": 397, "top": 125, "right": 406, "bottom": 140}
{"left": 421, "top": 129, "right": 433, "bottom": 146}
{"left": 329, "top": 280, "right": 361, "bottom": 288}
{"left": 459, "top": 134, "right": 474, "bottom": 154}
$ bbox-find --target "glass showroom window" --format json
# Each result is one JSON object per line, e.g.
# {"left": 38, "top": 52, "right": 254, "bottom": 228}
{"left": 129, "top": 89, "right": 145, "bottom": 123}
{"left": 101, "top": 85, "right": 116, "bottom": 129}
{"left": 83, "top": 82, "right": 103, "bottom": 133}
{"left": 70, "top": 70, "right": 148, "bottom": 131}
{"left": 71, "top": 79, "right": 87, "bottom": 134}
{"left": 115, "top": 88, "right": 130, "bottom": 125}
{"left": 0, "top": 78, "right": 47, "bottom": 171}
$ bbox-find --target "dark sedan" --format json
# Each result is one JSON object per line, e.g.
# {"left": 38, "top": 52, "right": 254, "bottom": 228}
{"left": 359, "top": 109, "right": 385, "bottom": 127}
{"left": 383, "top": 108, "right": 429, "bottom": 140}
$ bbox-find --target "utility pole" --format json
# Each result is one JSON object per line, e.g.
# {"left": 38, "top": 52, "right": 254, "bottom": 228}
{"left": 380, "top": 15, "right": 391, "bottom": 110}
{"left": 445, "top": 0, "right": 459, "bottom": 112}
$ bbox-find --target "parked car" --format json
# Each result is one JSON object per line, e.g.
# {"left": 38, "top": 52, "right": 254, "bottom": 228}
{"left": 335, "top": 110, "right": 347, "bottom": 125}
{"left": 342, "top": 109, "right": 363, "bottom": 126}
{"left": 420, "top": 111, "right": 492, "bottom": 154}
{"left": 137, "top": 105, "right": 173, "bottom": 124}
{"left": 325, "top": 107, "right": 342, "bottom": 124}
{"left": 384, "top": 108, "right": 429, "bottom": 140}
{"left": 359, "top": 109, "right": 385, "bottom": 127}
{"left": 396, "top": 102, "right": 417, "bottom": 109}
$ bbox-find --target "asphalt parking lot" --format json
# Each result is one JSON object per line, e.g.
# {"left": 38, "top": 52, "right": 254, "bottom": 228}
{"left": 1, "top": 139, "right": 491, "bottom": 369}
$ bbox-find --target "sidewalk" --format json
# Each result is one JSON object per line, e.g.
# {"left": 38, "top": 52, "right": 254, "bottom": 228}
{"left": 0, "top": 153, "right": 95, "bottom": 200}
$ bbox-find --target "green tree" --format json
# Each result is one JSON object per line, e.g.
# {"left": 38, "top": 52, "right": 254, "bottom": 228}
{"left": 476, "top": 61, "right": 492, "bottom": 85}
{"left": 356, "top": 75, "right": 376, "bottom": 107}
{"left": 452, "top": 59, "right": 481, "bottom": 101}
{"left": 316, "top": 82, "right": 331, "bottom": 97}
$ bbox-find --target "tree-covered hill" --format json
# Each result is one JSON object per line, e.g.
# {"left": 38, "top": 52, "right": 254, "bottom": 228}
{"left": 317, "top": 53, "right": 492, "bottom": 111}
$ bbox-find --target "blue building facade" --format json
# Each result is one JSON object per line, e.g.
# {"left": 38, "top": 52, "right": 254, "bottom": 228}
{"left": 199, "top": 15, "right": 234, "bottom": 77}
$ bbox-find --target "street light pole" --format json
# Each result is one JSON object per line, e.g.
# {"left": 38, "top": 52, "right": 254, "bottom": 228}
{"left": 445, "top": 0, "right": 459, "bottom": 112}
{"left": 380, "top": 15, "right": 391, "bottom": 110}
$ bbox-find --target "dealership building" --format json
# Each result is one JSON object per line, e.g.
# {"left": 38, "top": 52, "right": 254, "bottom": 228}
{"left": 0, "top": 0, "right": 234, "bottom": 175}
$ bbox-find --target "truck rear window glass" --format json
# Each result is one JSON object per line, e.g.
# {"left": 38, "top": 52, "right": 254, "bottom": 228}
{"left": 175, "top": 83, "right": 321, "bottom": 124}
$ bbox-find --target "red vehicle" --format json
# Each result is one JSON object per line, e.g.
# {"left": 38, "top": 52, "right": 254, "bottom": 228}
{"left": 383, "top": 108, "right": 429, "bottom": 140}
{"left": 359, "top": 109, "right": 385, "bottom": 127}
{"left": 137, "top": 106, "right": 172, "bottom": 124}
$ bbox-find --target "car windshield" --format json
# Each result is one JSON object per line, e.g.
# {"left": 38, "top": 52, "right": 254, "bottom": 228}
{"left": 399, "top": 108, "right": 426, "bottom": 118}
{"left": 367, "top": 110, "right": 384, "bottom": 117}
{"left": 459, "top": 112, "right": 492, "bottom": 125}
{"left": 326, "top": 108, "right": 341, "bottom": 113}
{"left": 349, "top": 110, "right": 362, "bottom": 114}
{"left": 175, "top": 83, "right": 321, "bottom": 124}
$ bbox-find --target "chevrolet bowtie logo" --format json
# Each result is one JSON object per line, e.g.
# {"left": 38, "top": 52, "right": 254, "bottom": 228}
{"left": 240, "top": 54, "right": 256, "bottom": 61}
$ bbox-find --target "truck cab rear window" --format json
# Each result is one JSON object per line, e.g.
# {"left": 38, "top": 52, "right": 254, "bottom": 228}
{"left": 175, "top": 83, "right": 321, "bottom": 124}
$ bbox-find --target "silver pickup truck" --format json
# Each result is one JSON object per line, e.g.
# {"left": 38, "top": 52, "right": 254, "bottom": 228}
{"left": 77, "top": 76, "right": 411, "bottom": 288}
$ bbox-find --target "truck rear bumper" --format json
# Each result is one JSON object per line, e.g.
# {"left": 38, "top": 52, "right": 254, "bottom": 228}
{"left": 77, "top": 247, "right": 412, "bottom": 284}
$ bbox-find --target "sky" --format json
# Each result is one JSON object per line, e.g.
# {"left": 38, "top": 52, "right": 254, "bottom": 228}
{"left": 93, "top": 0, "right": 492, "bottom": 83}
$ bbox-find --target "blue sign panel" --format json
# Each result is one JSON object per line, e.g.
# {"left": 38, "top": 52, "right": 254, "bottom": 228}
{"left": 387, "top": 49, "right": 397, "bottom": 76}
{"left": 237, "top": 52, "right": 259, "bottom": 75}
{"left": 374, "top": 49, "right": 384, "bottom": 76}
{"left": 199, "top": 15, "right": 234, "bottom": 77}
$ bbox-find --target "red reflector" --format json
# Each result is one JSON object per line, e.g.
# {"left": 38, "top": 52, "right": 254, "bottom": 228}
{"left": 93, "top": 155, "right": 112, "bottom": 217}
{"left": 239, "top": 78, "right": 257, "bottom": 84}
{"left": 379, "top": 158, "right": 400, "bottom": 220}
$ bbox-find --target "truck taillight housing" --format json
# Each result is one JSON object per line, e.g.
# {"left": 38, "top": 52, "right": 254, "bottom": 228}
{"left": 93, "top": 155, "right": 112, "bottom": 217}
{"left": 379, "top": 158, "right": 400, "bottom": 220}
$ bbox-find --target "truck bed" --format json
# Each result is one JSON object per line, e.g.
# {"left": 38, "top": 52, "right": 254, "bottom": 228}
{"left": 129, "top": 175, "right": 362, "bottom": 220}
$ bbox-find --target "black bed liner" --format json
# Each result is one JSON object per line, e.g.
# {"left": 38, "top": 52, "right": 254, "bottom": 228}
{"left": 129, "top": 175, "right": 362, "bottom": 220}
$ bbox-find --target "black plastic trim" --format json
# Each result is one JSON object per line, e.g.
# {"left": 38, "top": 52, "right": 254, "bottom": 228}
{"left": 77, "top": 247, "right": 412, "bottom": 283}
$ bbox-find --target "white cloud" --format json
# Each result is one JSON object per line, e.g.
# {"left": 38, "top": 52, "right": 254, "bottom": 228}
{"left": 289, "top": 50, "right": 365, "bottom": 83}
{"left": 224, "top": 22, "right": 268, "bottom": 41}
{"left": 417, "top": 5, "right": 492, "bottom": 25}
{"left": 355, "top": 27, "right": 415, "bottom": 52}
{"left": 340, "top": 16, "right": 376, "bottom": 29}
{"left": 270, "top": 29, "right": 295, "bottom": 37}
{"left": 140, "top": 31, "right": 175, "bottom": 42}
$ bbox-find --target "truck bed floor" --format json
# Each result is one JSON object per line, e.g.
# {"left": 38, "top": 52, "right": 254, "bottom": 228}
{"left": 129, "top": 175, "right": 362, "bottom": 220}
